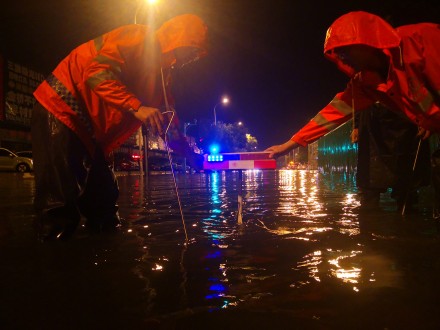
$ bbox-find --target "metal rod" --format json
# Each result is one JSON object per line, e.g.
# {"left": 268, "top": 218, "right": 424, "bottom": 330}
{"left": 237, "top": 170, "right": 243, "bottom": 225}
{"left": 163, "top": 110, "right": 189, "bottom": 242}
{"left": 401, "top": 138, "right": 422, "bottom": 216}
{"left": 160, "top": 67, "right": 189, "bottom": 242}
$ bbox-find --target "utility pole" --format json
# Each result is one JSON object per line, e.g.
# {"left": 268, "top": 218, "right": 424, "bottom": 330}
{"left": 183, "top": 120, "right": 197, "bottom": 173}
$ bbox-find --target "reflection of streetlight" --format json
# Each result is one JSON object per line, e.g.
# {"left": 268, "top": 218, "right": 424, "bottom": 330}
{"left": 213, "top": 97, "right": 229, "bottom": 126}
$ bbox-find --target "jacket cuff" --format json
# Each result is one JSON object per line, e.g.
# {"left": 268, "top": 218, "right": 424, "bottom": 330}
{"left": 124, "top": 98, "right": 142, "bottom": 112}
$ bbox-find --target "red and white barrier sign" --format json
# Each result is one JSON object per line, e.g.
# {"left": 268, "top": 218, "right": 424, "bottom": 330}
{"left": 203, "top": 152, "right": 276, "bottom": 170}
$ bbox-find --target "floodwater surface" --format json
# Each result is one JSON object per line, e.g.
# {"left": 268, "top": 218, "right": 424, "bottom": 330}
{"left": 1, "top": 170, "right": 440, "bottom": 329}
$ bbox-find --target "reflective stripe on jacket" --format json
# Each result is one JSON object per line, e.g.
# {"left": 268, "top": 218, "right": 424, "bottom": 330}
{"left": 292, "top": 12, "right": 440, "bottom": 146}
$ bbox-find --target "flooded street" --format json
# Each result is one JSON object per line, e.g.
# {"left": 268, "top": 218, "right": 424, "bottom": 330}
{"left": 1, "top": 170, "right": 440, "bottom": 329}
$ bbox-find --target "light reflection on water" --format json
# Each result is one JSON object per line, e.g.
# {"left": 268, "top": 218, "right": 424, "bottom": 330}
{"left": 115, "top": 169, "right": 436, "bottom": 323}
{"left": 4, "top": 170, "right": 440, "bottom": 328}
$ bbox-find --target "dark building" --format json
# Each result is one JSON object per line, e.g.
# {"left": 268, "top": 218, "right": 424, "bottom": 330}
{"left": 0, "top": 54, "right": 44, "bottom": 151}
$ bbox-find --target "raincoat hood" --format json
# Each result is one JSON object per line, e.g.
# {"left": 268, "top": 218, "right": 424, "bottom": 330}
{"left": 324, "top": 11, "right": 401, "bottom": 76}
{"left": 156, "top": 14, "right": 208, "bottom": 59}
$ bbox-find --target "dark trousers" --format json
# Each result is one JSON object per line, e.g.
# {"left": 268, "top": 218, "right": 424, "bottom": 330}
{"left": 356, "top": 104, "right": 431, "bottom": 209}
{"left": 432, "top": 147, "right": 440, "bottom": 219}
{"left": 31, "top": 102, "right": 119, "bottom": 238}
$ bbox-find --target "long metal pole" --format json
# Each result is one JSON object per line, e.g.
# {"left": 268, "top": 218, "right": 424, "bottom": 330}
{"left": 183, "top": 123, "right": 188, "bottom": 172}
{"left": 401, "top": 138, "right": 422, "bottom": 215}
{"left": 143, "top": 134, "right": 148, "bottom": 178}
{"left": 135, "top": 1, "right": 144, "bottom": 177}
{"left": 237, "top": 170, "right": 243, "bottom": 225}
{"left": 138, "top": 128, "right": 144, "bottom": 176}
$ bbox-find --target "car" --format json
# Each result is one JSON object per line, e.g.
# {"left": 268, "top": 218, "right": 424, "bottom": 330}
{"left": 0, "top": 147, "right": 33, "bottom": 172}
{"left": 16, "top": 150, "right": 33, "bottom": 159}
{"left": 148, "top": 163, "right": 162, "bottom": 171}
{"left": 113, "top": 159, "right": 140, "bottom": 171}
{"left": 111, "top": 151, "right": 142, "bottom": 171}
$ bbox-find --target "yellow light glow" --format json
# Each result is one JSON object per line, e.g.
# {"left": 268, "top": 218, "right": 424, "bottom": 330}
{"left": 152, "top": 263, "right": 163, "bottom": 271}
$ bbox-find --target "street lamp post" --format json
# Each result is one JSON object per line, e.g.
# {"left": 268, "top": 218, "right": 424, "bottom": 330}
{"left": 183, "top": 120, "right": 197, "bottom": 173}
{"left": 133, "top": 0, "right": 159, "bottom": 176}
{"left": 213, "top": 97, "right": 229, "bottom": 126}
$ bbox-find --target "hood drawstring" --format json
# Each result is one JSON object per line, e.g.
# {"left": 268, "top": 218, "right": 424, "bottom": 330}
{"left": 351, "top": 78, "right": 355, "bottom": 131}
{"left": 350, "top": 72, "right": 362, "bottom": 131}
{"left": 398, "top": 45, "right": 403, "bottom": 67}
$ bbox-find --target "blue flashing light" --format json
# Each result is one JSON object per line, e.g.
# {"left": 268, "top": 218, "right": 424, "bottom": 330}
{"left": 209, "top": 144, "right": 220, "bottom": 154}
{"left": 205, "top": 251, "right": 222, "bottom": 259}
{"left": 207, "top": 154, "right": 223, "bottom": 162}
{"left": 209, "top": 284, "right": 226, "bottom": 292}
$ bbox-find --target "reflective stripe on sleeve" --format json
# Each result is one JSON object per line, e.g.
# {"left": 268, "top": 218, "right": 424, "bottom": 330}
{"left": 419, "top": 92, "right": 435, "bottom": 113}
{"left": 93, "top": 55, "right": 122, "bottom": 73}
{"left": 94, "top": 36, "right": 104, "bottom": 52}
{"left": 311, "top": 97, "right": 353, "bottom": 131}
{"left": 312, "top": 113, "right": 341, "bottom": 131}
{"left": 329, "top": 97, "right": 353, "bottom": 116}
{"left": 86, "top": 54, "right": 123, "bottom": 90}
{"left": 86, "top": 70, "right": 119, "bottom": 90}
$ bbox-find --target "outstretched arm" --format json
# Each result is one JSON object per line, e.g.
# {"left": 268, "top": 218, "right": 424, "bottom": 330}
{"left": 265, "top": 139, "right": 299, "bottom": 159}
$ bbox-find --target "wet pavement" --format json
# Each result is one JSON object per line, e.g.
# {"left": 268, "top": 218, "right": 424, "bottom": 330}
{"left": 1, "top": 170, "right": 440, "bottom": 329}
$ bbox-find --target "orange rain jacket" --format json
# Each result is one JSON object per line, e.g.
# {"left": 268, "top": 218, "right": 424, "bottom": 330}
{"left": 292, "top": 11, "right": 440, "bottom": 146}
{"left": 33, "top": 14, "right": 207, "bottom": 155}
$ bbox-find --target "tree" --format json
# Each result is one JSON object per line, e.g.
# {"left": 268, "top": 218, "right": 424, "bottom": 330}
{"left": 245, "top": 133, "right": 258, "bottom": 151}
{"left": 197, "top": 120, "right": 258, "bottom": 153}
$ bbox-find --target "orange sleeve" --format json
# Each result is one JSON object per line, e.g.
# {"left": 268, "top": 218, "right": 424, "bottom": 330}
{"left": 292, "top": 86, "right": 374, "bottom": 146}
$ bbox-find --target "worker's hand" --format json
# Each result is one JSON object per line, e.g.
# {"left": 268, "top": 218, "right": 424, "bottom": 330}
{"left": 265, "top": 140, "right": 298, "bottom": 158}
{"left": 132, "top": 106, "right": 165, "bottom": 135}
{"left": 417, "top": 127, "right": 431, "bottom": 140}
{"left": 351, "top": 128, "right": 359, "bottom": 143}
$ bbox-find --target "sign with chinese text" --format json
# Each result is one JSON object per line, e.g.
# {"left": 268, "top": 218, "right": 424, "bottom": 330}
{"left": 1, "top": 57, "right": 45, "bottom": 127}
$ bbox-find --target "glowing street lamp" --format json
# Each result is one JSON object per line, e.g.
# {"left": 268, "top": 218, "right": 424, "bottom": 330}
{"left": 213, "top": 96, "right": 229, "bottom": 126}
{"left": 134, "top": 0, "right": 159, "bottom": 24}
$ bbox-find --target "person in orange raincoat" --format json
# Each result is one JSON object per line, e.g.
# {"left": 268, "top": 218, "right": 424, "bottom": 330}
{"left": 265, "top": 11, "right": 440, "bottom": 216}
{"left": 32, "top": 14, "right": 208, "bottom": 240}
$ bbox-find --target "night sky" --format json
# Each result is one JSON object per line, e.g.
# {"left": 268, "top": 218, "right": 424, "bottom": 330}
{"left": 1, "top": 0, "right": 440, "bottom": 149}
